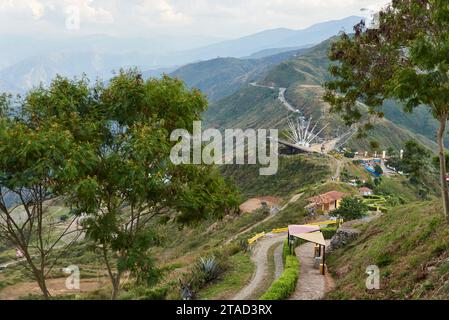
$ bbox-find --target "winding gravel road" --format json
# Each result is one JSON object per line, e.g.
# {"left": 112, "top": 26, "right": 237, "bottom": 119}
{"left": 232, "top": 233, "right": 286, "bottom": 300}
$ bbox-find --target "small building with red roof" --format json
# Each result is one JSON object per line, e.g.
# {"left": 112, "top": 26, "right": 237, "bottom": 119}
{"left": 306, "top": 191, "right": 346, "bottom": 214}
{"left": 359, "top": 187, "right": 374, "bottom": 196}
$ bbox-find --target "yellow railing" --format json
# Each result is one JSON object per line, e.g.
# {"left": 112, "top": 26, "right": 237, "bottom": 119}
{"left": 248, "top": 232, "right": 266, "bottom": 245}
{"left": 272, "top": 227, "right": 289, "bottom": 234}
{"left": 305, "top": 219, "right": 343, "bottom": 226}
{"left": 247, "top": 220, "right": 343, "bottom": 244}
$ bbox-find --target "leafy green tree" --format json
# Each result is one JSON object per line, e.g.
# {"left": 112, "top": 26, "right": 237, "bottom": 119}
{"left": 67, "top": 70, "right": 241, "bottom": 299}
{"left": 401, "top": 140, "right": 431, "bottom": 184}
{"left": 374, "top": 164, "right": 383, "bottom": 176}
{"left": 373, "top": 177, "right": 382, "bottom": 187}
{"left": 386, "top": 147, "right": 402, "bottom": 171}
{"left": 370, "top": 140, "right": 380, "bottom": 151}
{"left": 324, "top": 0, "right": 449, "bottom": 218}
{"left": 0, "top": 80, "right": 97, "bottom": 298}
{"left": 331, "top": 197, "right": 369, "bottom": 221}
{"left": 432, "top": 153, "right": 449, "bottom": 172}
{"left": 343, "top": 150, "right": 355, "bottom": 158}
{"left": 1, "top": 71, "right": 241, "bottom": 300}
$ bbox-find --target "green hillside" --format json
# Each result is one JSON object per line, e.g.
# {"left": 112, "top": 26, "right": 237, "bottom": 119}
{"left": 204, "top": 86, "right": 288, "bottom": 129}
{"left": 262, "top": 39, "right": 331, "bottom": 88}
{"left": 171, "top": 58, "right": 261, "bottom": 102}
{"left": 170, "top": 49, "right": 304, "bottom": 101}
{"left": 380, "top": 102, "right": 445, "bottom": 145}
{"left": 221, "top": 154, "right": 330, "bottom": 199}
{"left": 203, "top": 38, "right": 439, "bottom": 152}
{"left": 327, "top": 199, "right": 449, "bottom": 300}
{"left": 205, "top": 80, "right": 437, "bottom": 153}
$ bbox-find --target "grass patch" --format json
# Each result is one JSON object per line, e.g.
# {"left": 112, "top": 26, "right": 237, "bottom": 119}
{"left": 221, "top": 154, "right": 330, "bottom": 199}
{"left": 196, "top": 252, "right": 254, "bottom": 300}
{"left": 327, "top": 199, "right": 449, "bottom": 300}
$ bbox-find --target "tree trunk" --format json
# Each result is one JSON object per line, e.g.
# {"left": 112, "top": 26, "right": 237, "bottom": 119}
{"left": 437, "top": 114, "right": 449, "bottom": 219}
{"left": 36, "top": 271, "right": 51, "bottom": 299}
{"left": 101, "top": 245, "right": 121, "bottom": 300}
{"left": 111, "top": 273, "right": 121, "bottom": 300}
{"left": 23, "top": 250, "right": 51, "bottom": 299}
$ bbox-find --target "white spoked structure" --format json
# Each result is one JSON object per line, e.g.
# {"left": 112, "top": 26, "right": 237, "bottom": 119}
{"left": 249, "top": 81, "right": 356, "bottom": 153}
{"left": 285, "top": 115, "right": 329, "bottom": 148}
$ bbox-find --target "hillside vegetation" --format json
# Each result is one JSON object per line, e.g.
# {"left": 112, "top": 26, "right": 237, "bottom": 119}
{"left": 171, "top": 49, "right": 304, "bottom": 102}
{"left": 0, "top": 152, "right": 332, "bottom": 300}
{"left": 200, "top": 38, "right": 442, "bottom": 151}
{"left": 221, "top": 154, "right": 330, "bottom": 199}
{"left": 327, "top": 199, "right": 449, "bottom": 299}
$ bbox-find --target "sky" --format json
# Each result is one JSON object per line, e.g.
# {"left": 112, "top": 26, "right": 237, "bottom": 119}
{"left": 0, "top": 0, "right": 390, "bottom": 39}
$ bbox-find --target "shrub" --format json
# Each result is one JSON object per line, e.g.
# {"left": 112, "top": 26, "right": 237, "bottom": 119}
{"left": 344, "top": 151, "right": 355, "bottom": 158}
{"left": 223, "top": 242, "right": 242, "bottom": 256}
{"left": 321, "top": 227, "right": 337, "bottom": 239}
{"left": 332, "top": 197, "right": 369, "bottom": 221}
{"left": 239, "top": 239, "right": 250, "bottom": 253}
{"left": 259, "top": 255, "right": 299, "bottom": 300}
{"left": 376, "top": 252, "right": 393, "bottom": 267}
{"left": 119, "top": 285, "right": 169, "bottom": 300}
{"left": 374, "top": 165, "right": 383, "bottom": 175}
{"left": 179, "top": 253, "right": 229, "bottom": 299}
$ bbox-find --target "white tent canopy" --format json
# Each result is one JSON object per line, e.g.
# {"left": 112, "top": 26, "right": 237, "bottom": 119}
{"left": 292, "top": 231, "right": 326, "bottom": 246}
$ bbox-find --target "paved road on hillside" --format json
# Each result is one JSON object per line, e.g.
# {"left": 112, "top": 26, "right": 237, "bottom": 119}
{"left": 249, "top": 82, "right": 298, "bottom": 113}
{"left": 278, "top": 88, "right": 299, "bottom": 112}
{"left": 233, "top": 233, "right": 335, "bottom": 300}
{"left": 289, "top": 240, "right": 334, "bottom": 300}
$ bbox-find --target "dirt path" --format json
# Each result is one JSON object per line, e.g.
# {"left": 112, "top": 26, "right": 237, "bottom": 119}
{"left": 225, "top": 193, "right": 302, "bottom": 245}
{"left": 330, "top": 156, "right": 343, "bottom": 182}
{"left": 232, "top": 233, "right": 286, "bottom": 300}
{"left": 239, "top": 196, "right": 282, "bottom": 214}
{"left": 224, "top": 210, "right": 279, "bottom": 245}
{"left": 0, "top": 277, "right": 107, "bottom": 300}
{"left": 327, "top": 155, "right": 353, "bottom": 182}
{"left": 280, "top": 193, "right": 303, "bottom": 211}
{"left": 289, "top": 241, "right": 334, "bottom": 300}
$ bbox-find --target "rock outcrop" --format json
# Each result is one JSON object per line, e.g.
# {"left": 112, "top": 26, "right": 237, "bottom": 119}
{"left": 329, "top": 228, "right": 360, "bottom": 251}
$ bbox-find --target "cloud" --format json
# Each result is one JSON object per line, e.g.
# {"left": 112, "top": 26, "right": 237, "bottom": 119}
{"left": 0, "top": 0, "right": 390, "bottom": 37}
{"left": 29, "top": 0, "right": 46, "bottom": 19}
{"left": 64, "top": 0, "right": 114, "bottom": 23}
{"left": 147, "top": 0, "right": 191, "bottom": 23}
{"left": 0, "top": 0, "right": 46, "bottom": 19}
{"left": 0, "top": 0, "right": 113, "bottom": 24}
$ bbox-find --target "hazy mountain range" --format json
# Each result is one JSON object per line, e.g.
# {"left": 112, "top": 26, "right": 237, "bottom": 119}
{"left": 186, "top": 38, "right": 443, "bottom": 150}
{"left": 1, "top": 13, "right": 441, "bottom": 151}
{"left": 0, "top": 16, "right": 362, "bottom": 94}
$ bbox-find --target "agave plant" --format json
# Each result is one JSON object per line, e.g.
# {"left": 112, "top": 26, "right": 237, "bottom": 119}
{"left": 194, "top": 256, "right": 224, "bottom": 284}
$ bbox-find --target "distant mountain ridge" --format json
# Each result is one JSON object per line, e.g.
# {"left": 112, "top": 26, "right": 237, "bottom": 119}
{"left": 169, "top": 48, "right": 307, "bottom": 101}
{"left": 0, "top": 16, "right": 363, "bottom": 94}
{"left": 172, "top": 16, "right": 362, "bottom": 63}
{"left": 0, "top": 51, "right": 163, "bottom": 93}
{"left": 201, "top": 39, "right": 441, "bottom": 151}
